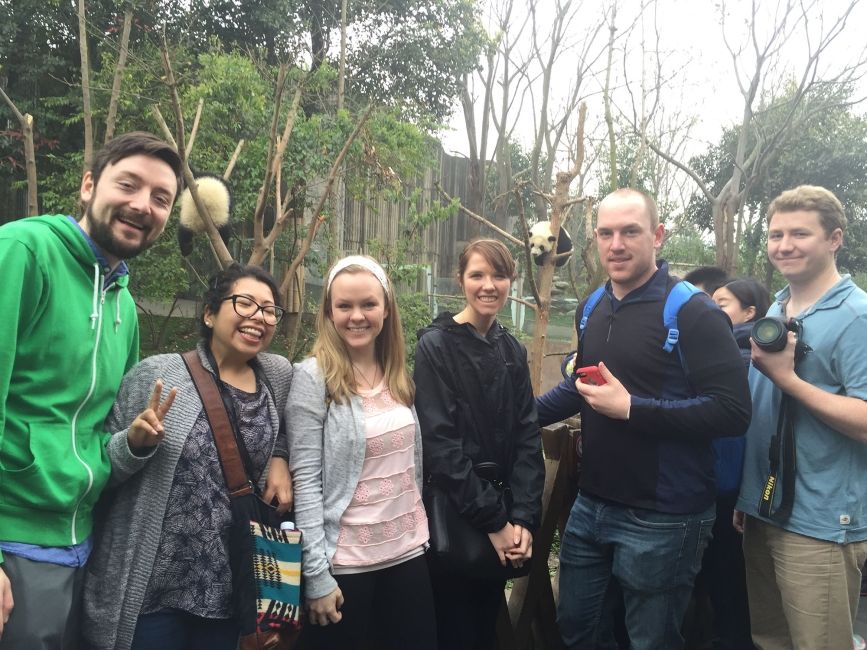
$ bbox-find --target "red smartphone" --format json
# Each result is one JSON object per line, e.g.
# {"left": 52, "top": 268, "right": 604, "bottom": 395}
{"left": 575, "top": 365, "right": 607, "bottom": 386}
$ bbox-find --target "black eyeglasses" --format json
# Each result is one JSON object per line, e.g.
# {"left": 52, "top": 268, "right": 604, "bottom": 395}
{"left": 221, "top": 295, "right": 286, "bottom": 325}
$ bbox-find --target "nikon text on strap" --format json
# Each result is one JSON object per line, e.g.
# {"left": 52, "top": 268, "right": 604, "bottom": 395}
{"left": 757, "top": 393, "right": 797, "bottom": 522}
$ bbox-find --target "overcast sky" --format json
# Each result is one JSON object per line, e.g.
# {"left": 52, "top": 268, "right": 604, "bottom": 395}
{"left": 438, "top": 0, "right": 867, "bottom": 197}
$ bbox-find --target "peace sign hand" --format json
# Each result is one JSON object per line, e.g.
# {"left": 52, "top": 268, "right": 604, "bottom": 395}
{"left": 127, "top": 380, "right": 177, "bottom": 453}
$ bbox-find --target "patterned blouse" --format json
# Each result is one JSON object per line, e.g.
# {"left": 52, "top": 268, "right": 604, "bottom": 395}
{"left": 331, "top": 382, "right": 429, "bottom": 570}
{"left": 141, "top": 380, "right": 273, "bottom": 618}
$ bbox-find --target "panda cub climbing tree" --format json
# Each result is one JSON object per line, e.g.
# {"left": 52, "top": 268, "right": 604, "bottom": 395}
{"left": 178, "top": 174, "right": 233, "bottom": 257}
{"left": 528, "top": 221, "right": 573, "bottom": 267}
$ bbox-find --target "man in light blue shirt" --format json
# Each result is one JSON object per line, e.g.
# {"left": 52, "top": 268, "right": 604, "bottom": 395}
{"left": 736, "top": 185, "right": 867, "bottom": 649}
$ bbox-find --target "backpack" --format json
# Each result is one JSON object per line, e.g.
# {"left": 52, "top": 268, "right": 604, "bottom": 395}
{"left": 561, "top": 280, "right": 702, "bottom": 380}
{"left": 579, "top": 279, "right": 702, "bottom": 358}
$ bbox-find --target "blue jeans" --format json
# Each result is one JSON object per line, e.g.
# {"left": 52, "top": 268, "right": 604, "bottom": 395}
{"left": 130, "top": 609, "right": 239, "bottom": 650}
{"left": 558, "top": 491, "right": 715, "bottom": 650}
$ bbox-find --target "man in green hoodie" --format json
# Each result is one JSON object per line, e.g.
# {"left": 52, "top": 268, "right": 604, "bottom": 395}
{"left": 0, "top": 131, "right": 183, "bottom": 649}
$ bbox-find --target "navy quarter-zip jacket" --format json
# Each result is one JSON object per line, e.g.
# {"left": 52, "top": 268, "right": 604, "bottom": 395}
{"left": 537, "top": 262, "right": 751, "bottom": 514}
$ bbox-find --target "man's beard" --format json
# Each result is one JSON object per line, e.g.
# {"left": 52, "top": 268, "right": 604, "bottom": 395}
{"left": 84, "top": 204, "right": 156, "bottom": 261}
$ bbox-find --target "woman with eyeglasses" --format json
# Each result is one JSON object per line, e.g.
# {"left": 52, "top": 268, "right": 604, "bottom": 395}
{"left": 81, "top": 263, "right": 294, "bottom": 650}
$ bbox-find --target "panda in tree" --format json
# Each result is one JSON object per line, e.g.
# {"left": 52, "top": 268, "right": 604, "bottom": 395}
{"left": 177, "top": 174, "right": 233, "bottom": 257}
{"left": 528, "top": 220, "right": 573, "bottom": 267}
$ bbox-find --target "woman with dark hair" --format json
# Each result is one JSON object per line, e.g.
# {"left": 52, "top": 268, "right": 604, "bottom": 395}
{"left": 696, "top": 277, "right": 770, "bottom": 649}
{"left": 81, "top": 263, "right": 293, "bottom": 650}
{"left": 413, "top": 239, "right": 545, "bottom": 649}
{"left": 713, "top": 278, "right": 772, "bottom": 363}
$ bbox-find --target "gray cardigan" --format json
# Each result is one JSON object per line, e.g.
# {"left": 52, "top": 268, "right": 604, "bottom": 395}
{"left": 81, "top": 344, "right": 292, "bottom": 650}
{"left": 286, "top": 357, "right": 424, "bottom": 600}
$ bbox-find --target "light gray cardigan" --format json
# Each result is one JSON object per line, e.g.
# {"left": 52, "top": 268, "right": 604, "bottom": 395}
{"left": 81, "top": 344, "right": 292, "bottom": 650}
{"left": 286, "top": 357, "right": 424, "bottom": 600}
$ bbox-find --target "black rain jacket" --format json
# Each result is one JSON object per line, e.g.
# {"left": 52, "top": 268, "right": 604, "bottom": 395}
{"left": 413, "top": 313, "right": 544, "bottom": 533}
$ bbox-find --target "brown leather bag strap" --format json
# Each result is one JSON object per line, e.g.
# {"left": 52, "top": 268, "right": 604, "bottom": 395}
{"left": 181, "top": 350, "right": 253, "bottom": 498}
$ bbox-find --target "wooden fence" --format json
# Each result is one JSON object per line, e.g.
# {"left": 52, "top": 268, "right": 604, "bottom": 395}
{"left": 340, "top": 147, "right": 511, "bottom": 284}
{"left": 495, "top": 421, "right": 580, "bottom": 649}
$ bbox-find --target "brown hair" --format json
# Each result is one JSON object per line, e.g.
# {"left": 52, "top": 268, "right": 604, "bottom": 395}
{"left": 90, "top": 131, "right": 183, "bottom": 202}
{"left": 457, "top": 239, "right": 517, "bottom": 283}
{"left": 768, "top": 185, "right": 846, "bottom": 236}
{"left": 311, "top": 258, "right": 414, "bottom": 406}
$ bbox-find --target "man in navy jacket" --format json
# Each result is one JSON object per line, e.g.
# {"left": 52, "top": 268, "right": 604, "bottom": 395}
{"left": 537, "top": 188, "right": 750, "bottom": 649}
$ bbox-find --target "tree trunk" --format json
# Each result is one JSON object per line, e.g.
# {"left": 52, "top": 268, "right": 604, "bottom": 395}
{"left": 603, "top": 7, "right": 618, "bottom": 192}
{"left": 337, "top": 0, "right": 347, "bottom": 111}
{"left": 465, "top": 159, "right": 483, "bottom": 239}
{"left": 104, "top": 5, "right": 133, "bottom": 143}
{"left": 77, "top": 0, "right": 94, "bottom": 168}
{"left": 22, "top": 114, "right": 37, "bottom": 216}
{"left": 528, "top": 104, "right": 587, "bottom": 394}
{"left": 327, "top": 0, "right": 349, "bottom": 265}
{"left": 0, "top": 87, "right": 39, "bottom": 215}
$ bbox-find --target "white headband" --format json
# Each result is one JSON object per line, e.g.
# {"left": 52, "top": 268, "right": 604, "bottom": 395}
{"left": 327, "top": 255, "right": 390, "bottom": 295}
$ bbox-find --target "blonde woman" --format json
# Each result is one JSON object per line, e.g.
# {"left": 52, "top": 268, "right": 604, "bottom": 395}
{"left": 287, "top": 256, "right": 435, "bottom": 649}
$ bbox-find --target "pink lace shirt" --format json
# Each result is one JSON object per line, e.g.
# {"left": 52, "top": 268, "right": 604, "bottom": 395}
{"left": 331, "top": 382, "right": 429, "bottom": 570}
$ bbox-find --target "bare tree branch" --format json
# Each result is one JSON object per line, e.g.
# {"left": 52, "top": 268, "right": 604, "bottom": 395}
{"left": 186, "top": 98, "right": 204, "bottom": 157}
{"left": 436, "top": 184, "right": 523, "bottom": 245}
{"left": 155, "top": 45, "right": 234, "bottom": 267}
{"left": 222, "top": 139, "right": 245, "bottom": 180}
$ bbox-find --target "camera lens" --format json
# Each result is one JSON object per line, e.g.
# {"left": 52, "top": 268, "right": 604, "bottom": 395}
{"left": 751, "top": 317, "right": 788, "bottom": 352}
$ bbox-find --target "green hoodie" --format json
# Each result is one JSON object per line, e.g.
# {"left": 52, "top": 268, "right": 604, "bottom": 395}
{"left": 0, "top": 215, "right": 140, "bottom": 559}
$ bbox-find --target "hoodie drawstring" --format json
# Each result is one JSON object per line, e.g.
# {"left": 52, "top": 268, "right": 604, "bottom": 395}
{"left": 114, "top": 293, "right": 122, "bottom": 331}
{"left": 89, "top": 263, "right": 100, "bottom": 329}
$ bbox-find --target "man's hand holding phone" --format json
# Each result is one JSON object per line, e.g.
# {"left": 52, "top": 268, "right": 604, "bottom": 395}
{"left": 573, "top": 362, "right": 631, "bottom": 420}
{"left": 575, "top": 365, "right": 607, "bottom": 386}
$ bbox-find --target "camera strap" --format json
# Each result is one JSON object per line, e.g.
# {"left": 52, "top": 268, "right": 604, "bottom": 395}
{"left": 758, "top": 393, "right": 797, "bottom": 521}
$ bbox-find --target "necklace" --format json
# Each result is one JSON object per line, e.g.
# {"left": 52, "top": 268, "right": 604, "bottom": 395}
{"left": 352, "top": 363, "right": 380, "bottom": 390}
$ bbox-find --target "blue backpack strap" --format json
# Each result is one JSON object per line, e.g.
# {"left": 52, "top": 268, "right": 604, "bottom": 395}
{"left": 579, "top": 286, "right": 607, "bottom": 343}
{"left": 662, "top": 280, "right": 702, "bottom": 353}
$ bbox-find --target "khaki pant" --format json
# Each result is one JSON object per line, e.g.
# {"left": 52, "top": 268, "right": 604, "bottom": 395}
{"left": 743, "top": 515, "right": 867, "bottom": 650}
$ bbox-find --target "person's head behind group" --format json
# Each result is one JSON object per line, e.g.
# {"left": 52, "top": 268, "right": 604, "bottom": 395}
{"left": 312, "top": 255, "right": 413, "bottom": 406}
{"left": 200, "top": 262, "right": 284, "bottom": 361}
{"left": 78, "top": 132, "right": 183, "bottom": 265}
{"left": 713, "top": 278, "right": 771, "bottom": 326}
{"left": 683, "top": 266, "right": 730, "bottom": 296}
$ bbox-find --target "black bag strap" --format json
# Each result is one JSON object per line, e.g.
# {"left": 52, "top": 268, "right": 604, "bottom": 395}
{"left": 181, "top": 350, "right": 253, "bottom": 499}
{"left": 758, "top": 393, "right": 797, "bottom": 522}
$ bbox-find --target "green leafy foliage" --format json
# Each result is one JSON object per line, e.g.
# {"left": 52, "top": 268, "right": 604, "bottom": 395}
{"left": 2, "top": 0, "right": 486, "bottom": 361}
{"left": 396, "top": 291, "right": 433, "bottom": 371}
{"left": 344, "top": 0, "right": 485, "bottom": 121}
{"left": 659, "top": 230, "right": 715, "bottom": 266}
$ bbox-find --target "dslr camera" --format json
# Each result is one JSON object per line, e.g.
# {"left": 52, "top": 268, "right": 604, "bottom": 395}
{"left": 751, "top": 317, "right": 810, "bottom": 360}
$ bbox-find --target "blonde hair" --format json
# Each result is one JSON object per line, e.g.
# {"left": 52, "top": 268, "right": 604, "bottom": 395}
{"left": 768, "top": 185, "right": 847, "bottom": 236}
{"left": 311, "top": 258, "right": 414, "bottom": 406}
